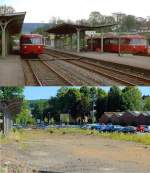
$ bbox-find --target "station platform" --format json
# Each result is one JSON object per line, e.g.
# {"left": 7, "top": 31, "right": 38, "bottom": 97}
{"left": 0, "top": 55, "right": 25, "bottom": 86}
{"left": 46, "top": 47, "right": 150, "bottom": 70}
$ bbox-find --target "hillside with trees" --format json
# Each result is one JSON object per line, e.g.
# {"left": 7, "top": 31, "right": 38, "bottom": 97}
{"left": 28, "top": 86, "right": 149, "bottom": 124}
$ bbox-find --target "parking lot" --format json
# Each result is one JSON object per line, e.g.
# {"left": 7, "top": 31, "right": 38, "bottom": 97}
{"left": 24, "top": 123, "right": 150, "bottom": 134}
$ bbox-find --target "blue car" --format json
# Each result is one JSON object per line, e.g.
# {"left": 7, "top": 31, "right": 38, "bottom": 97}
{"left": 101, "top": 125, "right": 115, "bottom": 132}
{"left": 121, "top": 126, "right": 136, "bottom": 133}
{"left": 98, "top": 125, "right": 107, "bottom": 132}
{"left": 113, "top": 125, "right": 124, "bottom": 132}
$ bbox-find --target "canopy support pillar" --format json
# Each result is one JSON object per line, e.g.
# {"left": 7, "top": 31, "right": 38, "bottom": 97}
{"left": 0, "top": 18, "right": 14, "bottom": 57}
{"left": 76, "top": 28, "right": 80, "bottom": 53}
{"left": 101, "top": 32, "right": 104, "bottom": 53}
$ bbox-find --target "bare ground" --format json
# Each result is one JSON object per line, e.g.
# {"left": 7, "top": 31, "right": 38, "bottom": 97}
{"left": 0, "top": 131, "right": 150, "bottom": 173}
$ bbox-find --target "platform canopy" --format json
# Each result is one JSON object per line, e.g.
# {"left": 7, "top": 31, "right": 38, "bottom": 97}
{"left": 46, "top": 23, "right": 116, "bottom": 34}
{"left": 0, "top": 11, "right": 26, "bottom": 57}
{"left": 0, "top": 99, "right": 23, "bottom": 133}
{"left": 0, "top": 12, "right": 26, "bottom": 34}
{"left": 46, "top": 23, "right": 116, "bottom": 52}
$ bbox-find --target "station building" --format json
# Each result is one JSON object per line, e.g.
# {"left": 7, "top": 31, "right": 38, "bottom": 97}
{"left": 0, "top": 7, "right": 26, "bottom": 57}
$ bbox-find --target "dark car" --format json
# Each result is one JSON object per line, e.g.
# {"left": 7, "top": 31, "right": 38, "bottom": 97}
{"left": 121, "top": 126, "right": 136, "bottom": 133}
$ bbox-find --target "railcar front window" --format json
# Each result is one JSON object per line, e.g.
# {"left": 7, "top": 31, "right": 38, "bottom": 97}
{"left": 31, "top": 38, "right": 43, "bottom": 44}
{"left": 22, "top": 37, "right": 42, "bottom": 44}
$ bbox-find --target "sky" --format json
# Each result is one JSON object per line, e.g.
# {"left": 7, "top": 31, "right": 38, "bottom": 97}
{"left": 24, "top": 87, "right": 150, "bottom": 100}
{"left": 2, "top": 0, "right": 150, "bottom": 23}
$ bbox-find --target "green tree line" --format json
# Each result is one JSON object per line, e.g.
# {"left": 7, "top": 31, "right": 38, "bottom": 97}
{"left": 1, "top": 87, "right": 149, "bottom": 125}
{"left": 33, "top": 11, "right": 150, "bottom": 37}
{"left": 30, "top": 86, "right": 150, "bottom": 124}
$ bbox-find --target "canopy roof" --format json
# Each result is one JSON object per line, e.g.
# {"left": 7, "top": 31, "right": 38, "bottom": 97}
{"left": 46, "top": 23, "right": 116, "bottom": 35}
{"left": 0, "top": 12, "right": 26, "bottom": 34}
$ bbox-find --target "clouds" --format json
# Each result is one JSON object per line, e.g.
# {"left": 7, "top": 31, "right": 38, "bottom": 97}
{"left": 4, "top": 0, "right": 150, "bottom": 22}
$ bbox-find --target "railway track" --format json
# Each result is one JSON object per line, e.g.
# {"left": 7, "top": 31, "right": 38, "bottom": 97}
{"left": 40, "top": 54, "right": 111, "bottom": 85}
{"left": 23, "top": 59, "right": 74, "bottom": 86}
{"left": 44, "top": 49, "right": 150, "bottom": 85}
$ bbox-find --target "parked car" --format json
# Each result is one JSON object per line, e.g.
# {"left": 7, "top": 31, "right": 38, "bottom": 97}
{"left": 91, "top": 124, "right": 102, "bottom": 130}
{"left": 113, "top": 125, "right": 124, "bottom": 132}
{"left": 136, "top": 125, "right": 145, "bottom": 132}
{"left": 143, "top": 125, "right": 150, "bottom": 133}
{"left": 80, "top": 124, "right": 96, "bottom": 130}
{"left": 102, "top": 125, "right": 115, "bottom": 132}
{"left": 98, "top": 125, "right": 107, "bottom": 132}
{"left": 37, "top": 124, "right": 50, "bottom": 129}
{"left": 121, "top": 126, "right": 136, "bottom": 133}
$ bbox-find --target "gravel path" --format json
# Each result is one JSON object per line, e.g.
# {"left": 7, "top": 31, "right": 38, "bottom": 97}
{"left": 1, "top": 132, "right": 150, "bottom": 173}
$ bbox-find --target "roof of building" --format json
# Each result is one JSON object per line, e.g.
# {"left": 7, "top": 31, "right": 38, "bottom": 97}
{"left": 0, "top": 12, "right": 26, "bottom": 34}
{"left": 103, "top": 111, "right": 150, "bottom": 118}
{"left": 46, "top": 23, "right": 116, "bottom": 35}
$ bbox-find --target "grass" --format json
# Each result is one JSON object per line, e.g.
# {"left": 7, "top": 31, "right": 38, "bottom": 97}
{"left": 1, "top": 128, "right": 150, "bottom": 146}
{"left": 47, "top": 128, "right": 150, "bottom": 146}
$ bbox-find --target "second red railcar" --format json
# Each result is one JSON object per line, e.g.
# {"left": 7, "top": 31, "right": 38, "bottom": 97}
{"left": 86, "top": 34, "right": 148, "bottom": 55}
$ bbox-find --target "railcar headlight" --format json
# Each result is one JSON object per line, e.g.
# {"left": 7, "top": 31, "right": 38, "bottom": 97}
{"left": 38, "top": 46, "right": 41, "bottom": 49}
{"left": 24, "top": 46, "right": 27, "bottom": 49}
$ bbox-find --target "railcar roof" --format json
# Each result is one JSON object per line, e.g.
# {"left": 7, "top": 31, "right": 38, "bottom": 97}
{"left": 86, "top": 34, "right": 147, "bottom": 39}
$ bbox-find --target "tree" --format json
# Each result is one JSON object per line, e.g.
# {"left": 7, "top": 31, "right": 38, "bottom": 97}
{"left": 45, "top": 97, "right": 60, "bottom": 123}
{"left": 143, "top": 97, "right": 150, "bottom": 111}
{"left": 16, "top": 100, "right": 35, "bottom": 125}
{"left": 88, "top": 11, "right": 105, "bottom": 26}
{"left": 121, "top": 15, "right": 137, "bottom": 32}
{"left": 0, "top": 6, "right": 15, "bottom": 14}
{"left": 122, "top": 87, "right": 142, "bottom": 111}
{"left": 0, "top": 87, "right": 24, "bottom": 101}
{"left": 75, "top": 86, "right": 92, "bottom": 122}
{"left": 95, "top": 88, "right": 107, "bottom": 120}
{"left": 30, "top": 100, "right": 48, "bottom": 122}
{"left": 107, "top": 86, "right": 123, "bottom": 111}
{"left": 63, "top": 88, "right": 81, "bottom": 117}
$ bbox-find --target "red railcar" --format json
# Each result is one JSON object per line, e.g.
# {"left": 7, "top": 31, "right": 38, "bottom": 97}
{"left": 86, "top": 35, "right": 148, "bottom": 55}
{"left": 20, "top": 34, "right": 44, "bottom": 57}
